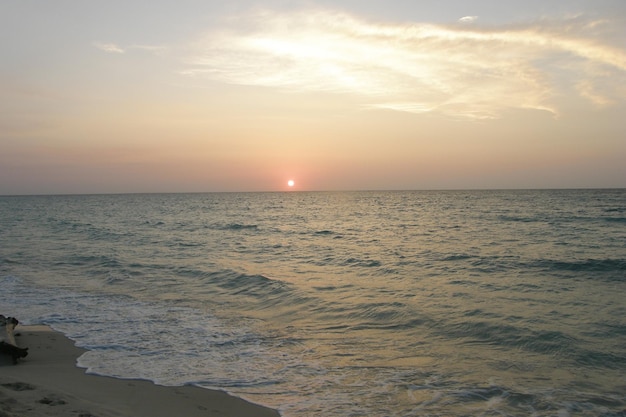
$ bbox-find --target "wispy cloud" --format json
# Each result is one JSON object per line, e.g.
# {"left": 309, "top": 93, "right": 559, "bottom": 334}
{"left": 93, "top": 42, "right": 168, "bottom": 55}
{"left": 182, "top": 10, "right": 626, "bottom": 120}
{"left": 94, "top": 42, "right": 125, "bottom": 54}
{"left": 458, "top": 16, "right": 478, "bottom": 24}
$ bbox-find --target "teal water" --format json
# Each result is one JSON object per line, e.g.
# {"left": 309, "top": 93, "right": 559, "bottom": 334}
{"left": 1, "top": 190, "right": 625, "bottom": 416}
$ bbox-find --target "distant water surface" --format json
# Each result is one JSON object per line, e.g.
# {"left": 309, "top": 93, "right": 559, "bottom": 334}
{"left": 1, "top": 190, "right": 625, "bottom": 416}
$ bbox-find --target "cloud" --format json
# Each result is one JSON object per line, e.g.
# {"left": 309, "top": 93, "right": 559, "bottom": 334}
{"left": 182, "top": 10, "right": 626, "bottom": 120}
{"left": 458, "top": 16, "right": 478, "bottom": 23}
{"left": 93, "top": 42, "right": 169, "bottom": 55}
{"left": 94, "top": 42, "right": 125, "bottom": 54}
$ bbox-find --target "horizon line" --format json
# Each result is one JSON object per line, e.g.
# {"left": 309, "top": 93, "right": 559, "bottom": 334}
{"left": 1, "top": 186, "right": 624, "bottom": 198}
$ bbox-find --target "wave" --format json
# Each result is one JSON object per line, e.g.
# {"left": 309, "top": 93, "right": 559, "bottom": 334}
{"left": 603, "top": 207, "right": 626, "bottom": 213}
{"left": 314, "top": 230, "right": 335, "bottom": 235}
{"left": 441, "top": 254, "right": 475, "bottom": 261}
{"left": 227, "top": 223, "right": 258, "bottom": 230}
{"left": 499, "top": 212, "right": 626, "bottom": 226}
{"left": 436, "top": 253, "right": 625, "bottom": 278}
{"left": 212, "top": 223, "right": 259, "bottom": 231}
{"left": 197, "top": 270, "right": 313, "bottom": 311}
{"left": 602, "top": 216, "right": 626, "bottom": 223}
{"left": 303, "top": 255, "right": 383, "bottom": 270}
{"left": 55, "top": 254, "right": 122, "bottom": 270}
{"left": 422, "top": 383, "right": 625, "bottom": 416}
{"left": 46, "top": 218, "right": 128, "bottom": 242}
{"left": 434, "top": 318, "right": 625, "bottom": 371}
{"left": 211, "top": 272, "right": 286, "bottom": 296}
{"left": 439, "top": 319, "right": 579, "bottom": 355}
{"left": 341, "top": 257, "right": 381, "bottom": 268}
{"left": 497, "top": 215, "right": 541, "bottom": 223}
{"left": 529, "top": 258, "right": 626, "bottom": 274}
{"left": 575, "top": 350, "right": 626, "bottom": 369}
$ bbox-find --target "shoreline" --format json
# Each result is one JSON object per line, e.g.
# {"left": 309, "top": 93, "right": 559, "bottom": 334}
{"left": 0, "top": 325, "right": 281, "bottom": 417}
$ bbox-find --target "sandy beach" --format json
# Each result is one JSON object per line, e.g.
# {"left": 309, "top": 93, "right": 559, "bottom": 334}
{"left": 0, "top": 325, "right": 280, "bottom": 417}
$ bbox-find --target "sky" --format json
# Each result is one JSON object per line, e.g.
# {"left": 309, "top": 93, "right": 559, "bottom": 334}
{"left": 1, "top": 0, "right": 625, "bottom": 194}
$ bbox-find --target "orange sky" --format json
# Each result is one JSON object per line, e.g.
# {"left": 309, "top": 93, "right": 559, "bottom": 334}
{"left": 1, "top": 1, "right": 625, "bottom": 194}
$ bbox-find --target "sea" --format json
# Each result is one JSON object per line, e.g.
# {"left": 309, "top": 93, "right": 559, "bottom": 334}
{"left": 1, "top": 190, "right": 625, "bottom": 417}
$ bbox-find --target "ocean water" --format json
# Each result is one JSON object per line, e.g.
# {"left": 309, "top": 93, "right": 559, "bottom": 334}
{"left": 1, "top": 190, "right": 625, "bottom": 417}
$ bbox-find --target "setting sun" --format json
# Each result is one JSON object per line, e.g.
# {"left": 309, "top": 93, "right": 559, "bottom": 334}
{"left": 287, "top": 180, "right": 295, "bottom": 187}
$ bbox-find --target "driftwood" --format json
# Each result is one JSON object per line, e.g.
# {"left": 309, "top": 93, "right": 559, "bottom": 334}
{"left": 0, "top": 315, "right": 28, "bottom": 364}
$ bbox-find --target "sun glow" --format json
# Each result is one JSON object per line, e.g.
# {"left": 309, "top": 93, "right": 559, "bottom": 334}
{"left": 287, "top": 180, "right": 295, "bottom": 187}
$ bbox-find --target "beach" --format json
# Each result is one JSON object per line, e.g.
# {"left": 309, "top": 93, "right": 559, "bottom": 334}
{"left": 0, "top": 325, "right": 280, "bottom": 417}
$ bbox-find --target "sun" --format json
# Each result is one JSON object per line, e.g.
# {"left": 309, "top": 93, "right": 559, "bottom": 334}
{"left": 287, "top": 180, "right": 295, "bottom": 188}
